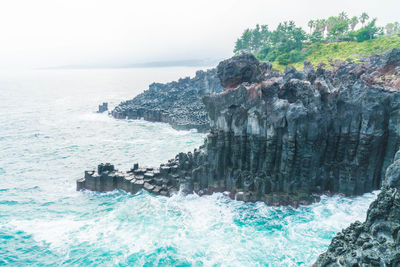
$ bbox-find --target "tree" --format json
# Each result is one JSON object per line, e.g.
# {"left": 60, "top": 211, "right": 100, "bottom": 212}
{"left": 270, "top": 21, "right": 306, "bottom": 53}
{"left": 356, "top": 18, "right": 383, "bottom": 42}
{"left": 310, "top": 30, "right": 323, "bottom": 47}
{"left": 260, "top": 25, "right": 270, "bottom": 44}
{"left": 329, "top": 21, "right": 349, "bottom": 46}
{"left": 257, "top": 44, "right": 272, "bottom": 60}
{"left": 251, "top": 24, "right": 262, "bottom": 51}
{"left": 350, "top": 16, "right": 359, "bottom": 31}
{"left": 308, "top": 20, "right": 315, "bottom": 34}
{"left": 385, "top": 23, "right": 395, "bottom": 35}
{"left": 234, "top": 39, "right": 244, "bottom": 54}
{"left": 394, "top": 22, "right": 400, "bottom": 34}
{"left": 315, "top": 19, "right": 327, "bottom": 37}
{"left": 338, "top": 11, "right": 349, "bottom": 23}
{"left": 359, "top": 12, "right": 369, "bottom": 27}
{"left": 233, "top": 13, "right": 387, "bottom": 64}
{"left": 235, "top": 29, "right": 252, "bottom": 53}
{"left": 326, "top": 16, "right": 338, "bottom": 37}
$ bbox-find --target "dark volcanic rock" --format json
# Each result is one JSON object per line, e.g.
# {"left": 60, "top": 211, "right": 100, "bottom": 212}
{"left": 78, "top": 50, "right": 400, "bottom": 265}
{"left": 78, "top": 49, "right": 400, "bottom": 206}
{"left": 385, "top": 154, "right": 400, "bottom": 188}
{"left": 383, "top": 48, "right": 400, "bottom": 67}
{"left": 314, "top": 151, "right": 400, "bottom": 266}
{"left": 216, "top": 53, "right": 263, "bottom": 88}
{"left": 97, "top": 102, "right": 108, "bottom": 113}
{"left": 111, "top": 68, "right": 223, "bottom": 132}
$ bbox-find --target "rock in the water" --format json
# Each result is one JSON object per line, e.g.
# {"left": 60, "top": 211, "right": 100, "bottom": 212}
{"left": 97, "top": 102, "right": 108, "bottom": 113}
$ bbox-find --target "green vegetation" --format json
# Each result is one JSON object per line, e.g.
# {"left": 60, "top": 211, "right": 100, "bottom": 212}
{"left": 234, "top": 12, "right": 400, "bottom": 70}
{"left": 284, "top": 35, "right": 400, "bottom": 71}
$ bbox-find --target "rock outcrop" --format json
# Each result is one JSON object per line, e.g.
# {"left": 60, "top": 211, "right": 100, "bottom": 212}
{"left": 216, "top": 54, "right": 269, "bottom": 88}
{"left": 314, "top": 150, "right": 400, "bottom": 266}
{"left": 78, "top": 50, "right": 400, "bottom": 207}
{"left": 97, "top": 102, "right": 108, "bottom": 113}
{"left": 111, "top": 68, "right": 224, "bottom": 132}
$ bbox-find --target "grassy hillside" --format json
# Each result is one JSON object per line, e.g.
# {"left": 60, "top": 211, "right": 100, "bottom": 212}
{"left": 261, "top": 35, "right": 400, "bottom": 71}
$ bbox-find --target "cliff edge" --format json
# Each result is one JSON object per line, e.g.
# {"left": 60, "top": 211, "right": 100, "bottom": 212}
{"left": 77, "top": 50, "right": 400, "bottom": 206}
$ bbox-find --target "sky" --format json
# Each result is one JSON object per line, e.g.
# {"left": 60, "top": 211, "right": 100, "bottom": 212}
{"left": 0, "top": 0, "right": 399, "bottom": 69}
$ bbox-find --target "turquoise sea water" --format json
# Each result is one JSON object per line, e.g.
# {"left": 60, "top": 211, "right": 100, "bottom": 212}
{"left": 0, "top": 67, "right": 378, "bottom": 266}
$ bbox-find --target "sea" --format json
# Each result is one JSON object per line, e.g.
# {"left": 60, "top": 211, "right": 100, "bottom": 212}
{"left": 0, "top": 67, "right": 378, "bottom": 266}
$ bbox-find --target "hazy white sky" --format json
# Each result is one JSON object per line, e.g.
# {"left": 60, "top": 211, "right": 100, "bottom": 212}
{"left": 0, "top": 0, "right": 398, "bottom": 69}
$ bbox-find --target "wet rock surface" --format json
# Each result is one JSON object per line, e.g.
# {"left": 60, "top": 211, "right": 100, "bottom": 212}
{"left": 111, "top": 68, "right": 224, "bottom": 132}
{"left": 79, "top": 50, "right": 400, "bottom": 207}
{"left": 76, "top": 162, "right": 177, "bottom": 197}
{"left": 314, "top": 151, "right": 400, "bottom": 266}
{"left": 97, "top": 102, "right": 108, "bottom": 113}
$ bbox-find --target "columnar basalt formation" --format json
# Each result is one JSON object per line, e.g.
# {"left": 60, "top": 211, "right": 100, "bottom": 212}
{"left": 111, "top": 68, "right": 224, "bottom": 132}
{"left": 76, "top": 163, "right": 175, "bottom": 197}
{"left": 314, "top": 149, "right": 400, "bottom": 266}
{"left": 79, "top": 51, "right": 400, "bottom": 206}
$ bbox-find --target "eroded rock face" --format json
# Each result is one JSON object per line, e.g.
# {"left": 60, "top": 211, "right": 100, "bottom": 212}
{"left": 196, "top": 51, "right": 400, "bottom": 203}
{"left": 314, "top": 152, "right": 400, "bottom": 266}
{"left": 111, "top": 68, "right": 224, "bottom": 132}
{"left": 385, "top": 153, "right": 400, "bottom": 188}
{"left": 216, "top": 54, "right": 263, "bottom": 88}
{"left": 78, "top": 50, "right": 400, "bottom": 206}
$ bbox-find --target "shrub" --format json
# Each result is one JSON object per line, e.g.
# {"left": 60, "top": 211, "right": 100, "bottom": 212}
{"left": 277, "top": 53, "right": 290, "bottom": 65}
{"left": 356, "top": 28, "right": 371, "bottom": 42}
{"left": 257, "top": 45, "right": 271, "bottom": 60}
{"left": 289, "top": 49, "right": 306, "bottom": 63}
{"left": 265, "top": 49, "right": 279, "bottom": 62}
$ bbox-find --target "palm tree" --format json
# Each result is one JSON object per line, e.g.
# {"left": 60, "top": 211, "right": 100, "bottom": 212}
{"left": 385, "top": 23, "right": 395, "bottom": 35}
{"left": 350, "top": 16, "right": 359, "bottom": 31}
{"left": 338, "top": 11, "right": 348, "bottom": 22}
{"left": 316, "top": 19, "right": 327, "bottom": 37}
{"left": 326, "top": 16, "right": 337, "bottom": 33}
{"left": 308, "top": 20, "right": 315, "bottom": 34}
{"left": 359, "top": 12, "right": 369, "bottom": 27}
{"left": 394, "top": 22, "right": 400, "bottom": 33}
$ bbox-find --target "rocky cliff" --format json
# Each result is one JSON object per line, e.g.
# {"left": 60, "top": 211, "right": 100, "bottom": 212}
{"left": 314, "top": 149, "right": 400, "bottom": 266}
{"left": 78, "top": 51, "right": 400, "bottom": 207}
{"left": 197, "top": 51, "right": 400, "bottom": 204}
{"left": 111, "top": 68, "right": 224, "bottom": 132}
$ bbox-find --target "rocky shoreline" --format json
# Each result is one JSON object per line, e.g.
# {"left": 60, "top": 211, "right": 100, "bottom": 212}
{"left": 80, "top": 51, "right": 400, "bottom": 203}
{"left": 78, "top": 50, "right": 400, "bottom": 265}
{"left": 110, "top": 68, "right": 224, "bottom": 132}
{"left": 314, "top": 150, "right": 400, "bottom": 266}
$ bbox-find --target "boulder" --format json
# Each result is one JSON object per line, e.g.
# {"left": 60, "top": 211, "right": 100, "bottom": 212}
{"left": 385, "top": 158, "right": 400, "bottom": 188}
{"left": 217, "top": 53, "right": 262, "bottom": 88}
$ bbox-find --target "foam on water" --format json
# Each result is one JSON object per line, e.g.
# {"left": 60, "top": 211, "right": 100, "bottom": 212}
{"left": 0, "top": 68, "right": 377, "bottom": 266}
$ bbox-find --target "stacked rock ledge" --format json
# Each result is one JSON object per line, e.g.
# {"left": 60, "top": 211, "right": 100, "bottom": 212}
{"left": 76, "top": 163, "right": 176, "bottom": 197}
{"left": 110, "top": 68, "right": 224, "bottom": 132}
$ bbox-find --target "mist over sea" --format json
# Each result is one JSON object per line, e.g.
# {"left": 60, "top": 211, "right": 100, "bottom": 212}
{"left": 0, "top": 67, "right": 377, "bottom": 266}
